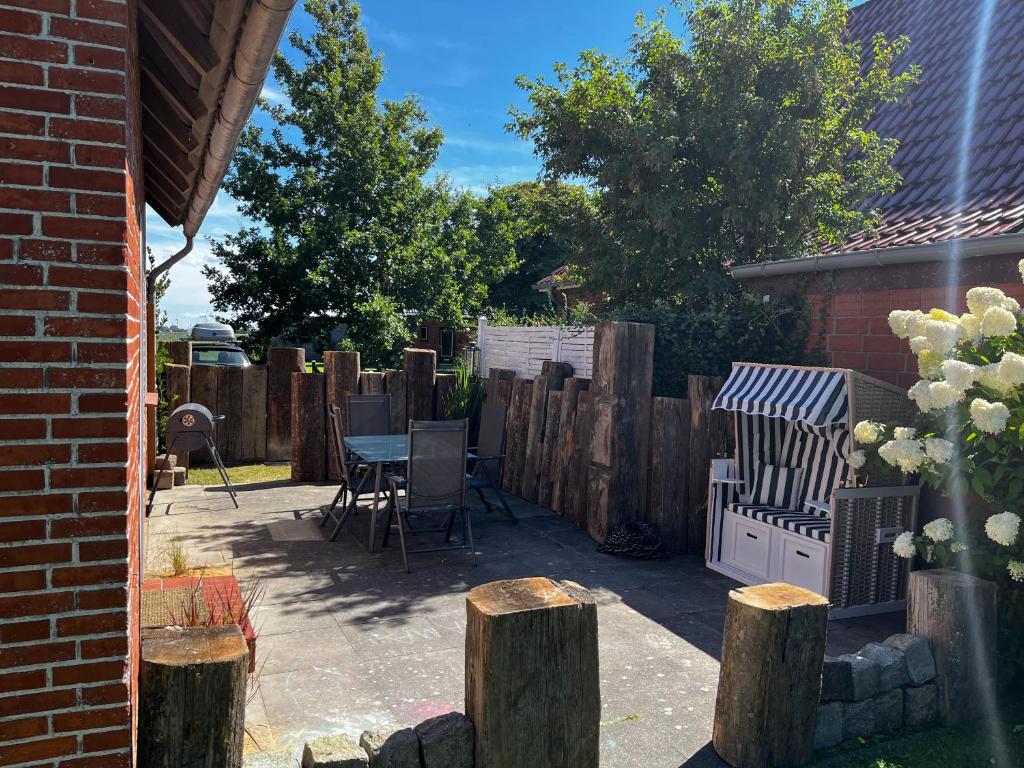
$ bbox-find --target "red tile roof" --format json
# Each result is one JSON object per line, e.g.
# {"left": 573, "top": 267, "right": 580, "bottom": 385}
{"left": 828, "top": 0, "right": 1024, "bottom": 253}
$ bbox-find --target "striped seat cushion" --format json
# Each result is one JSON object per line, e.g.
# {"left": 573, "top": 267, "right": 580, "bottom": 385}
{"left": 750, "top": 463, "right": 803, "bottom": 510}
{"left": 730, "top": 503, "right": 831, "bottom": 543}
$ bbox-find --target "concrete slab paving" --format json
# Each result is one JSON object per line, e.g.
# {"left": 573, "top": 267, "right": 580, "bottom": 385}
{"left": 147, "top": 477, "right": 907, "bottom": 767}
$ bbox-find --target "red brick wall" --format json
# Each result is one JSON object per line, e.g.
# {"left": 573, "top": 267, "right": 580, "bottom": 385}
{"left": 0, "top": 0, "right": 143, "bottom": 765}
{"left": 741, "top": 252, "right": 1024, "bottom": 388}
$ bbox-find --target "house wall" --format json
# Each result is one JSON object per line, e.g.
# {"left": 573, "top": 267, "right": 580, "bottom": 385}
{"left": 0, "top": 0, "right": 143, "bottom": 765}
{"left": 738, "top": 252, "right": 1024, "bottom": 389}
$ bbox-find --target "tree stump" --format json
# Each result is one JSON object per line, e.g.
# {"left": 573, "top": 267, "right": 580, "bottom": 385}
{"left": 713, "top": 583, "right": 829, "bottom": 768}
{"left": 465, "top": 577, "right": 599, "bottom": 768}
{"left": 138, "top": 626, "right": 249, "bottom": 768}
{"left": 325, "top": 350, "right": 360, "bottom": 479}
{"left": 907, "top": 569, "right": 998, "bottom": 725}
{"left": 404, "top": 348, "right": 436, "bottom": 422}
{"left": 267, "top": 347, "right": 306, "bottom": 461}
{"left": 291, "top": 372, "right": 326, "bottom": 482}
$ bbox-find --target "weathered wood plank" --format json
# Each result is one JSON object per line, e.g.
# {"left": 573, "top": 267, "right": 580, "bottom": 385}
{"left": 164, "top": 363, "right": 190, "bottom": 471}
{"left": 465, "top": 578, "right": 600, "bottom": 768}
{"left": 434, "top": 373, "right": 457, "bottom": 419}
{"left": 564, "top": 391, "right": 593, "bottom": 527}
{"left": 647, "top": 396, "right": 690, "bottom": 553}
{"left": 541, "top": 360, "right": 573, "bottom": 390}
{"left": 224, "top": 366, "right": 244, "bottom": 463}
{"left": 502, "top": 378, "right": 532, "bottom": 494}
{"left": 405, "top": 348, "right": 436, "bottom": 423}
{"left": 486, "top": 367, "right": 515, "bottom": 408}
{"left": 291, "top": 372, "right": 326, "bottom": 482}
{"left": 537, "top": 390, "right": 564, "bottom": 509}
{"left": 165, "top": 339, "right": 191, "bottom": 366}
{"left": 687, "top": 375, "right": 728, "bottom": 556}
{"left": 384, "top": 370, "right": 407, "bottom": 433}
{"left": 189, "top": 364, "right": 217, "bottom": 464}
{"left": 551, "top": 378, "right": 588, "bottom": 514}
{"left": 266, "top": 347, "right": 305, "bottom": 462}
{"left": 360, "top": 370, "right": 386, "bottom": 394}
{"left": 520, "top": 374, "right": 551, "bottom": 502}
{"left": 323, "top": 350, "right": 359, "bottom": 480}
{"left": 240, "top": 365, "right": 267, "bottom": 462}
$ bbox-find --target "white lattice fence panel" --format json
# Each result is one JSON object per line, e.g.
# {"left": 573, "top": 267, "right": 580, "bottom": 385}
{"left": 478, "top": 321, "right": 595, "bottom": 379}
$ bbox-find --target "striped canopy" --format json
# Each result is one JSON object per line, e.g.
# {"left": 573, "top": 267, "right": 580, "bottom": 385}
{"left": 713, "top": 364, "right": 849, "bottom": 427}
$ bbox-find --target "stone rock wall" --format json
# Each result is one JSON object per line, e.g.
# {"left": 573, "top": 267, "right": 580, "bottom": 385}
{"left": 814, "top": 633, "right": 939, "bottom": 751}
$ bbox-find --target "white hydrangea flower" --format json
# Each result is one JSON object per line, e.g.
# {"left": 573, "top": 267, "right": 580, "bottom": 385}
{"left": 927, "top": 381, "right": 963, "bottom": 410}
{"left": 1009, "top": 560, "right": 1024, "bottom": 582}
{"left": 908, "top": 379, "right": 933, "bottom": 412}
{"left": 940, "top": 359, "right": 978, "bottom": 391}
{"left": 980, "top": 306, "right": 1017, "bottom": 338}
{"left": 893, "top": 427, "right": 916, "bottom": 439}
{"left": 878, "top": 438, "right": 926, "bottom": 473}
{"left": 924, "top": 437, "right": 954, "bottom": 464}
{"left": 958, "top": 313, "right": 981, "bottom": 342}
{"left": 853, "top": 420, "right": 881, "bottom": 445}
{"left": 904, "top": 311, "right": 928, "bottom": 339}
{"left": 985, "top": 511, "right": 1020, "bottom": 546}
{"left": 1019, "top": 258, "right": 1024, "bottom": 282}
{"left": 923, "top": 319, "right": 961, "bottom": 354}
{"left": 976, "top": 363, "right": 1013, "bottom": 395}
{"left": 950, "top": 541, "right": 968, "bottom": 553}
{"left": 909, "top": 336, "right": 931, "bottom": 354}
{"left": 966, "top": 287, "right": 1010, "bottom": 317}
{"left": 1006, "top": 296, "right": 1021, "bottom": 313}
{"left": 888, "top": 309, "right": 915, "bottom": 339}
{"left": 970, "top": 398, "right": 1011, "bottom": 434}
{"left": 923, "top": 517, "right": 954, "bottom": 543}
{"left": 847, "top": 449, "right": 866, "bottom": 469}
{"left": 893, "top": 532, "right": 916, "bottom": 558}
{"left": 998, "top": 352, "right": 1024, "bottom": 387}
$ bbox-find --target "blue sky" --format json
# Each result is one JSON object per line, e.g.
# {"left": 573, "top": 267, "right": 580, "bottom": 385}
{"left": 151, "top": 0, "right": 671, "bottom": 327}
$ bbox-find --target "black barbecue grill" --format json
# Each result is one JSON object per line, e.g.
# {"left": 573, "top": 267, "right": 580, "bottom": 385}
{"left": 146, "top": 402, "right": 238, "bottom": 515}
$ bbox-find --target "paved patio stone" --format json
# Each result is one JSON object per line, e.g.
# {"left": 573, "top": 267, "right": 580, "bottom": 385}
{"left": 148, "top": 479, "right": 903, "bottom": 768}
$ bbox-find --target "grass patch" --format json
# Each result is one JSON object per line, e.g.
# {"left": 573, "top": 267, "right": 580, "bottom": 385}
{"left": 186, "top": 464, "right": 291, "bottom": 487}
{"left": 815, "top": 717, "right": 1024, "bottom": 768}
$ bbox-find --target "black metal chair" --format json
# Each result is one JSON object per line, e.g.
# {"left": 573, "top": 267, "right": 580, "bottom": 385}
{"left": 321, "top": 405, "right": 401, "bottom": 541}
{"left": 468, "top": 403, "right": 516, "bottom": 523}
{"left": 382, "top": 419, "right": 474, "bottom": 572}
{"left": 347, "top": 393, "right": 391, "bottom": 437}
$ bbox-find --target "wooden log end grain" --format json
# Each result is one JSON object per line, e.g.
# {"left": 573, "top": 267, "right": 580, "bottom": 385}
{"left": 713, "top": 582, "right": 829, "bottom": 768}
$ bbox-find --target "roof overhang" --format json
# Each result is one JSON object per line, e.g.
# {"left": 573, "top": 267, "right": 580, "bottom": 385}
{"left": 731, "top": 232, "right": 1024, "bottom": 280}
{"left": 139, "top": 0, "right": 296, "bottom": 237}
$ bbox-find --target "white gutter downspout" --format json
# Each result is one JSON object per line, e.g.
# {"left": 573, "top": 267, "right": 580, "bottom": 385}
{"left": 731, "top": 232, "right": 1024, "bottom": 280}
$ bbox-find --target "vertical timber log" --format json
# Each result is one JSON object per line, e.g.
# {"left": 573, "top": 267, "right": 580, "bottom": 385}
{"left": 435, "top": 373, "right": 457, "bottom": 419}
{"left": 225, "top": 366, "right": 244, "bottom": 463}
{"left": 713, "top": 583, "right": 829, "bottom": 768}
{"left": 552, "top": 378, "right": 588, "bottom": 514}
{"left": 360, "top": 371, "right": 386, "bottom": 394}
{"left": 405, "top": 348, "right": 437, "bottom": 422}
{"left": 138, "top": 626, "right": 249, "bottom": 768}
{"left": 189, "top": 364, "right": 218, "bottom": 464}
{"left": 241, "top": 365, "right": 267, "bottom": 462}
{"left": 465, "top": 577, "right": 600, "bottom": 768}
{"left": 564, "top": 391, "right": 593, "bottom": 527}
{"left": 586, "top": 322, "right": 655, "bottom": 543}
{"left": 324, "top": 350, "right": 360, "bottom": 479}
{"left": 486, "top": 368, "right": 515, "bottom": 408}
{"left": 502, "top": 378, "right": 531, "bottom": 494}
{"left": 537, "top": 390, "right": 564, "bottom": 509}
{"left": 165, "top": 340, "right": 192, "bottom": 366}
{"left": 520, "top": 374, "right": 552, "bottom": 502}
{"left": 541, "top": 360, "right": 573, "bottom": 390}
{"left": 907, "top": 569, "right": 998, "bottom": 725}
{"left": 267, "top": 347, "right": 306, "bottom": 462}
{"left": 384, "top": 370, "right": 407, "bottom": 433}
{"left": 647, "top": 396, "right": 690, "bottom": 553}
{"left": 215, "top": 367, "right": 232, "bottom": 460}
{"left": 164, "top": 363, "right": 190, "bottom": 471}
{"left": 291, "top": 372, "right": 326, "bottom": 482}
{"left": 688, "top": 375, "right": 728, "bottom": 556}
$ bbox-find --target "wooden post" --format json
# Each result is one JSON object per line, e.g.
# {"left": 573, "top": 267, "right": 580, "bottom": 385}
{"left": 267, "top": 347, "right": 305, "bottom": 462}
{"left": 189, "top": 365, "right": 218, "bottom": 464}
{"left": 404, "top": 348, "right": 437, "bottom": 422}
{"left": 907, "top": 569, "right": 998, "bottom": 725}
{"left": 713, "top": 583, "right": 829, "bottom": 768}
{"left": 486, "top": 368, "right": 515, "bottom": 408}
{"left": 240, "top": 365, "right": 267, "bottom": 462}
{"left": 324, "top": 350, "right": 360, "bottom": 479}
{"left": 360, "top": 370, "right": 386, "bottom": 394}
{"left": 537, "top": 390, "right": 564, "bottom": 509}
{"left": 465, "top": 578, "right": 599, "bottom": 768}
{"left": 647, "top": 396, "right": 690, "bottom": 553}
{"left": 434, "top": 372, "right": 457, "bottom": 419}
{"left": 224, "top": 366, "right": 244, "bottom": 463}
{"left": 541, "top": 360, "right": 573, "bottom": 390}
{"left": 552, "top": 377, "right": 588, "bottom": 514}
{"left": 165, "top": 339, "right": 192, "bottom": 366}
{"left": 688, "top": 375, "right": 728, "bottom": 556}
{"left": 384, "top": 370, "right": 407, "bottom": 433}
{"left": 164, "top": 363, "right": 191, "bottom": 472}
{"left": 520, "top": 374, "right": 551, "bottom": 502}
{"left": 138, "top": 626, "right": 249, "bottom": 768}
{"left": 502, "top": 378, "right": 531, "bottom": 494}
{"left": 586, "top": 322, "right": 655, "bottom": 542}
{"left": 291, "top": 372, "right": 326, "bottom": 481}
{"left": 564, "top": 391, "right": 593, "bottom": 527}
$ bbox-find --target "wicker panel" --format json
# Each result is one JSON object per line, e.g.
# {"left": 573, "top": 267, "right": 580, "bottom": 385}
{"left": 830, "top": 490, "right": 916, "bottom": 610}
{"left": 850, "top": 371, "right": 917, "bottom": 487}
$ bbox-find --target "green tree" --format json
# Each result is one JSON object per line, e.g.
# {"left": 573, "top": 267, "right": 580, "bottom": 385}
{"left": 477, "top": 181, "right": 600, "bottom": 315}
{"left": 510, "top": 0, "right": 920, "bottom": 305}
{"left": 206, "top": 0, "right": 517, "bottom": 356}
